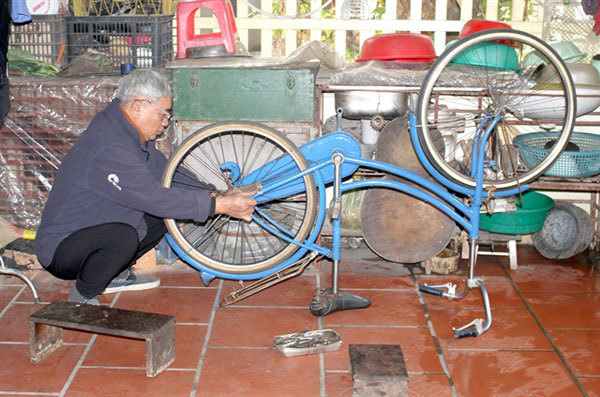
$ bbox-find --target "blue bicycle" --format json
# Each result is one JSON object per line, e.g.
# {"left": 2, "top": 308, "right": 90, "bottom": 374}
{"left": 162, "top": 29, "right": 576, "bottom": 337}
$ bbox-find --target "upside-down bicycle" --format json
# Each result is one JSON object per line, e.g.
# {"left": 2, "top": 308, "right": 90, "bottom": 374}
{"left": 162, "top": 29, "right": 576, "bottom": 338}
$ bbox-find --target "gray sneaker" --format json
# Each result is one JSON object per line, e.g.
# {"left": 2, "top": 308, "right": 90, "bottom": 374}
{"left": 102, "top": 269, "right": 160, "bottom": 294}
{"left": 68, "top": 285, "right": 100, "bottom": 305}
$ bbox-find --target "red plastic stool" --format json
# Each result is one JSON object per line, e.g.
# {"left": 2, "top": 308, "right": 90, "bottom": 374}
{"left": 176, "top": 0, "right": 239, "bottom": 59}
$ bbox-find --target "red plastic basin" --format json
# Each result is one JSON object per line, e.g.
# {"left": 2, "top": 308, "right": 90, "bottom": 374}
{"left": 356, "top": 32, "right": 436, "bottom": 62}
{"left": 459, "top": 19, "right": 514, "bottom": 46}
{"left": 459, "top": 19, "right": 512, "bottom": 37}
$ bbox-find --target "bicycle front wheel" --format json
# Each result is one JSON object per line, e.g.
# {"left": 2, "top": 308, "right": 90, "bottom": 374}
{"left": 162, "top": 122, "right": 317, "bottom": 275}
{"left": 416, "top": 29, "right": 576, "bottom": 191}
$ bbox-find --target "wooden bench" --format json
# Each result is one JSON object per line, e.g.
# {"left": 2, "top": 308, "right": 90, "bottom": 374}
{"left": 29, "top": 300, "right": 175, "bottom": 377}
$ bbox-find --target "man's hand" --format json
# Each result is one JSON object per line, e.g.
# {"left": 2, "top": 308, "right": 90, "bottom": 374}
{"left": 214, "top": 190, "right": 257, "bottom": 222}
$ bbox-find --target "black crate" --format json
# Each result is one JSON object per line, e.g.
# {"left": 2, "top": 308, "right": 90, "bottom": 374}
{"left": 9, "top": 14, "right": 66, "bottom": 64}
{"left": 65, "top": 15, "right": 173, "bottom": 71}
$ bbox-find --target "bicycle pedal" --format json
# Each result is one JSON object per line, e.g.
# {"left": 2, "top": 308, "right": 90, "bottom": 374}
{"left": 273, "top": 329, "right": 342, "bottom": 357}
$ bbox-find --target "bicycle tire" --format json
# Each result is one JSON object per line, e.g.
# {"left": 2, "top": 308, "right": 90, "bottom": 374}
{"left": 162, "top": 121, "right": 317, "bottom": 275}
{"left": 416, "top": 29, "right": 576, "bottom": 191}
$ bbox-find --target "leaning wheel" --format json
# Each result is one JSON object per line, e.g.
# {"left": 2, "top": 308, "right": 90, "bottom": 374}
{"left": 416, "top": 29, "right": 576, "bottom": 191}
{"left": 162, "top": 121, "right": 317, "bottom": 275}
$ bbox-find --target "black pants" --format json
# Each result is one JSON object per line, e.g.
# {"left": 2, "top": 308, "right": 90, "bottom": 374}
{"left": 45, "top": 214, "right": 166, "bottom": 298}
{"left": 0, "top": 81, "right": 9, "bottom": 126}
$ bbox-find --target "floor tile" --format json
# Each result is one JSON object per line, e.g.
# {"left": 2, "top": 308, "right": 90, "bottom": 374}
{"left": 514, "top": 245, "right": 554, "bottom": 263}
{"left": 453, "top": 254, "right": 507, "bottom": 277}
{"left": 197, "top": 348, "right": 321, "bottom": 396}
{"left": 579, "top": 377, "right": 600, "bottom": 397}
{"left": 321, "top": 290, "right": 426, "bottom": 327}
{"left": 83, "top": 324, "right": 207, "bottom": 370}
{"left": 210, "top": 307, "right": 319, "bottom": 347}
{"left": 324, "top": 371, "right": 353, "bottom": 397}
{"left": 319, "top": 263, "right": 417, "bottom": 290}
{"left": 419, "top": 275, "right": 525, "bottom": 309}
{"left": 152, "top": 264, "right": 214, "bottom": 288}
{"left": 15, "top": 270, "right": 73, "bottom": 303}
{"left": 508, "top": 262, "right": 600, "bottom": 293}
{"left": 548, "top": 329, "right": 600, "bottom": 376}
{"left": 221, "top": 274, "right": 317, "bottom": 307}
{"left": 522, "top": 292, "right": 600, "bottom": 329}
{"left": 324, "top": 326, "right": 443, "bottom": 373}
{"left": 112, "top": 286, "right": 218, "bottom": 324}
{"left": 444, "top": 350, "right": 581, "bottom": 397}
{"left": 0, "top": 284, "right": 20, "bottom": 313}
{"left": 0, "top": 344, "right": 85, "bottom": 394}
{"left": 428, "top": 308, "right": 552, "bottom": 350}
{"left": 64, "top": 368, "right": 196, "bottom": 397}
{"left": 407, "top": 374, "right": 453, "bottom": 397}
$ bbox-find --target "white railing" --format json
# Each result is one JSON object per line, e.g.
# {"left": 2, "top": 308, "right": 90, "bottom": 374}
{"left": 190, "top": 0, "right": 547, "bottom": 59}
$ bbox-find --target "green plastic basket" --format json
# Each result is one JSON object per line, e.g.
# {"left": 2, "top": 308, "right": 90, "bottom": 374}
{"left": 479, "top": 191, "right": 554, "bottom": 234}
{"left": 513, "top": 132, "right": 600, "bottom": 178}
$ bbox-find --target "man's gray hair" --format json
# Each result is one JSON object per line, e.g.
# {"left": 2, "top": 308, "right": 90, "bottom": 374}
{"left": 115, "top": 69, "right": 171, "bottom": 103}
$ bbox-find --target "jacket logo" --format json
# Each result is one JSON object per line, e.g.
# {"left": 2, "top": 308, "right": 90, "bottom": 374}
{"left": 108, "top": 173, "right": 122, "bottom": 191}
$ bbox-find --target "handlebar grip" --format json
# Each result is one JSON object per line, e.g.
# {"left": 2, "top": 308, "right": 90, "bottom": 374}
{"left": 454, "top": 327, "right": 479, "bottom": 338}
{"left": 419, "top": 285, "right": 444, "bottom": 297}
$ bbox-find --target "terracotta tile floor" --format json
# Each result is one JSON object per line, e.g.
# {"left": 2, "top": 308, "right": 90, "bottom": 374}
{"left": 1, "top": 244, "right": 599, "bottom": 396}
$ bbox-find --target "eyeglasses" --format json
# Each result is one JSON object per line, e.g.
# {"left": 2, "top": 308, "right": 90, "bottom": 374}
{"left": 138, "top": 99, "right": 172, "bottom": 122}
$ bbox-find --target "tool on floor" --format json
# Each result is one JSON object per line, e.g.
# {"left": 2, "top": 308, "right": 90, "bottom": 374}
{"left": 349, "top": 344, "right": 408, "bottom": 397}
{"left": 0, "top": 216, "right": 40, "bottom": 303}
{"left": 273, "top": 329, "right": 342, "bottom": 357}
{"left": 219, "top": 252, "right": 319, "bottom": 307}
{"left": 29, "top": 300, "right": 175, "bottom": 377}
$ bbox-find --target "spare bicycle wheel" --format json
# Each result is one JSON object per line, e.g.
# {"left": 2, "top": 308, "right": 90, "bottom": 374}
{"left": 416, "top": 29, "right": 576, "bottom": 191}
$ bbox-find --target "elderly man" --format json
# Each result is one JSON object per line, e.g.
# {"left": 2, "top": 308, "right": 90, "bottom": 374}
{"left": 36, "top": 69, "right": 256, "bottom": 305}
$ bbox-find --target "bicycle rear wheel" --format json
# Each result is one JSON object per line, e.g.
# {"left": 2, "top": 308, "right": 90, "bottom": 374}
{"left": 162, "top": 122, "right": 317, "bottom": 275}
{"left": 416, "top": 29, "right": 576, "bottom": 191}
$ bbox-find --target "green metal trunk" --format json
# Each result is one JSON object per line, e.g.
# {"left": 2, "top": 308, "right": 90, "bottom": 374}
{"left": 168, "top": 62, "right": 319, "bottom": 123}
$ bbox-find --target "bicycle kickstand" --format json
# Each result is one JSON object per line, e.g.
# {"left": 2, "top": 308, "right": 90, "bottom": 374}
{"left": 309, "top": 152, "right": 370, "bottom": 317}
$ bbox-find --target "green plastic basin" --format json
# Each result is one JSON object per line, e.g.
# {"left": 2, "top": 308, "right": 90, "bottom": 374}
{"left": 450, "top": 41, "right": 519, "bottom": 71}
{"left": 479, "top": 191, "right": 554, "bottom": 234}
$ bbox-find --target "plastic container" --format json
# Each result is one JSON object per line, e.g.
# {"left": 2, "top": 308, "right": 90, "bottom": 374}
{"left": 459, "top": 19, "right": 512, "bottom": 38}
{"left": 550, "top": 41, "right": 586, "bottom": 63}
{"left": 513, "top": 131, "right": 600, "bottom": 178}
{"left": 479, "top": 191, "right": 554, "bottom": 235}
{"left": 451, "top": 42, "right": 519, "bottom": 71}
{"left": 65, "top": 15, "right": 173, "bottom": 71}
{"left": 356, "top": 33, "right": 436, "bottom": 62}
{"left": 9, "top": 14, "right": 66, "bottom": 64}
{"left": 459, "top": 19, "right": 515, "bottom": 46}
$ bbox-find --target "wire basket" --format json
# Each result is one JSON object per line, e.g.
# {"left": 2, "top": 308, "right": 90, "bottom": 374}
{"left": 513, "top": 131, "right": 600, "bottom": 178}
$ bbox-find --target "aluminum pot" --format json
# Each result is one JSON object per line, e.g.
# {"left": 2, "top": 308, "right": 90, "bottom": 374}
{"left": 334, "top": 91, "right": 408, "bottom": 120}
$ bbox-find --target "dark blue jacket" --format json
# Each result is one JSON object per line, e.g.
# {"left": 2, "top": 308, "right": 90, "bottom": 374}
{"left": 36, "top": 99, "right": 214, "bottom": 267}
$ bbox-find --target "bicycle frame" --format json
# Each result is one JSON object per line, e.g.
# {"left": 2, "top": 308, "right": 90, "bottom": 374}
{"left": 166, "top": 106, "right": 530, "bottom": 338}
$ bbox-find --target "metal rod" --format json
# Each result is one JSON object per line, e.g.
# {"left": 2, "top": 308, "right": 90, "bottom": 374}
{"left": 331, "top": 153, "right": 343, "bottom": 295}
{"left": 0, "top": 256, "right": 40, "bottom": 303}
{"left": 469, "top": 238, "right": 478, "bottom": 280}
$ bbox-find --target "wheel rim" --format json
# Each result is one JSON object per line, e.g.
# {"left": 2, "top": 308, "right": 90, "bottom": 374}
{"left": 162, "top": 122, "right": 316, "bottom": 274}
{"left": 417, "top": 29, "right": 576, "bottom": 191}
